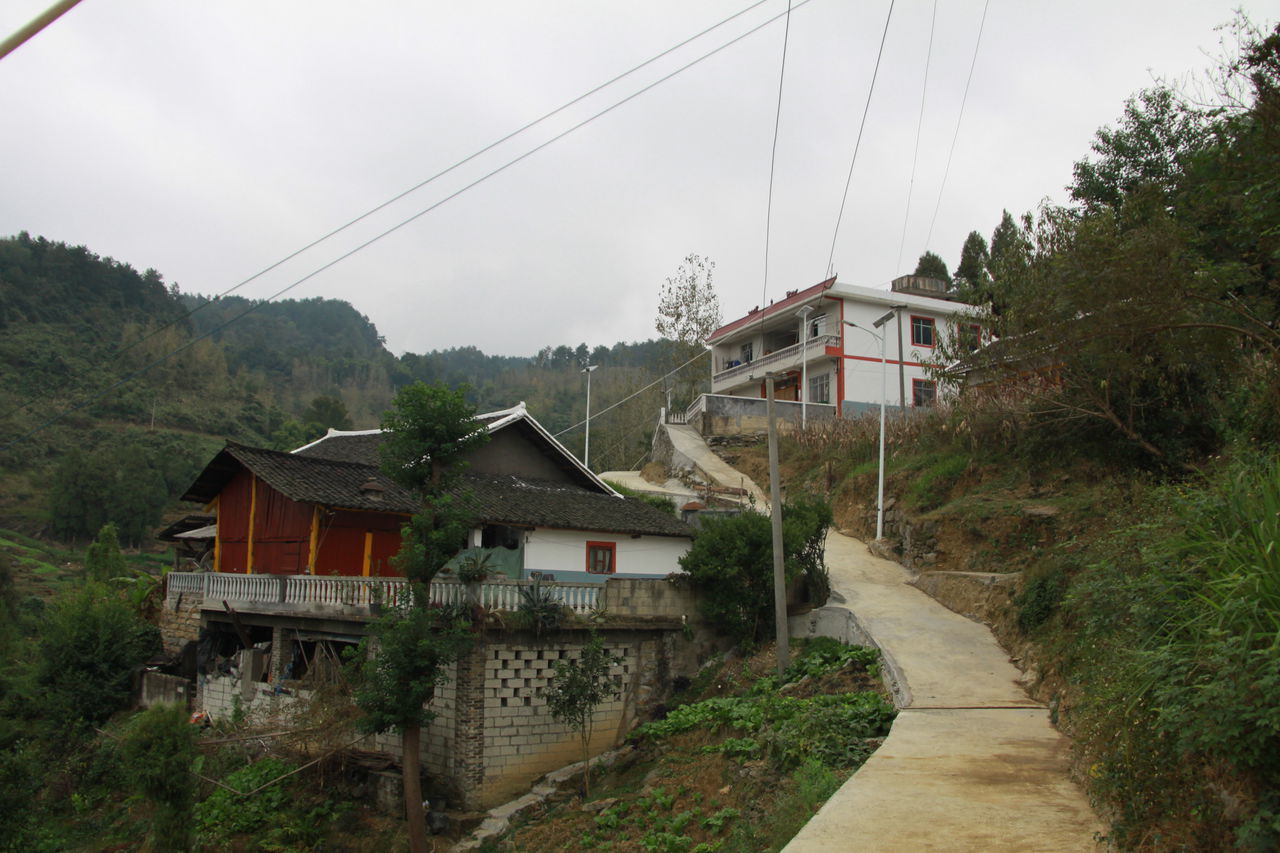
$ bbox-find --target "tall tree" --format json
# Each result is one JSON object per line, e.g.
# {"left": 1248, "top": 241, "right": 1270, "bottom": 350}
{"left": 913, "top": 250, "right": 951, "bottom": 283}
{"left": 1069, "top": 87, "right": 1211, "bottom": 213}
{"left": 953, "top": 231, "right": 992, "bottom": 303}
{"left": 352, "top": 381, "right": 487, "bottom": 851}
{"left": 655, "top": 254, "right": 721, "bottom": 410}
{"left": 301, "top": 394, "right": 353, "bottom": 431}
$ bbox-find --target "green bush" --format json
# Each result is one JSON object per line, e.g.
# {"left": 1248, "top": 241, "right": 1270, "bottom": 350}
{"left": 119, "top": 703, "right": 197, "bottom": 852}
{"left": 1014, "top": 562, "right": 1068, "bottom": 633}
{"left": 679, "top": 497, "right": 832, "bottom": 643}
{"left": 34, "top": 584, "right": 159, "bottom": 729}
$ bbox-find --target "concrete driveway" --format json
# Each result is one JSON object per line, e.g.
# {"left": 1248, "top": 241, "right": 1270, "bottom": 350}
{"left": 784, "top": 531, "right": 1105, "bottom": 852}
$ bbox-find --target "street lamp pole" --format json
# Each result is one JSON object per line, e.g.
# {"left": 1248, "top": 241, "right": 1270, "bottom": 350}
{"left": 796, "top": 305, "right": 814, "bottom": 428}
{"left": 845, "top": 309, "right": 896, "bottom": 540}
{"left": 582, "top": 364, "right": 598, "bottom": 470}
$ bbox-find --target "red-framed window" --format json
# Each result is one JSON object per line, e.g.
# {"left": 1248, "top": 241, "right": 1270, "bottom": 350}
{"left": 912, "top": 378, "right": 937, "bottom": 408}
{"left": 586, "top": 541, "right": 616, "bottom": 574}
{"left": 910, "top": 315, "right": 936, "bottom": 348}
{"left": 958, "top": 322, "right": 982, "bottom": 352}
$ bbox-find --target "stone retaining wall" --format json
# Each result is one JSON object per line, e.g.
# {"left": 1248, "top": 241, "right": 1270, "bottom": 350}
{"left": 158, "top": 592, "right": 203, "bottom": 656}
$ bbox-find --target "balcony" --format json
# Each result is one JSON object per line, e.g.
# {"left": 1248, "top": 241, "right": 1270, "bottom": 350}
{"left": 712, "top": 334, "right": 840, "bottom": 390}
{"left": 166, "top": 572, "right": 600, "bottom": 618}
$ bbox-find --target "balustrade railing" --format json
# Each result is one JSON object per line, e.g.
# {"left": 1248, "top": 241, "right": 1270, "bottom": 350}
{"left": 166, "top": 573, "right": 600, "bottom": 614}
{"left": 712, "top": 334, "right": 841, "bottom": 383}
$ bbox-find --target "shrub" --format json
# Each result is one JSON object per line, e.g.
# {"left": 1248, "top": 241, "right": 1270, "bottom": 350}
{"left": 35, "top": 584, "right": 159, "bottom": 729}
{"left": 119, "top": 703, "right": 197, "bottom": 852}
{"left": 679, "top": 496, "right": 832, "bottom": 643}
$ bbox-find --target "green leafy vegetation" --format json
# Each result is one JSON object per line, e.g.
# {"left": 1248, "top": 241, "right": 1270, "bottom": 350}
{"left": 546, "top": 630, "right": 624, "bottom": 797}
{"left": 500, "top": 640, "right": 893, "bottom": 852}
{"left": 678, "top": 496, "right": 832, "bottom": 643}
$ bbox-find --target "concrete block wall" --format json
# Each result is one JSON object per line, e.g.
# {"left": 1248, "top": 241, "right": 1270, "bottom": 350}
{"left": 603, "top": 577, "right": 698, "bottom": 620}
{"left": 471, "top": 637, "right": 633, "bottom": 807}
{"left": 141, "top": 672, "right": 192, "bottom": 708}
{"left": 370, "top": 661, "right": 459, "bottom": 779}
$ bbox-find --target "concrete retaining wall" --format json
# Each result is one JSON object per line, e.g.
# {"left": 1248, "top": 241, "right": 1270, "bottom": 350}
{"left": 691, "top": 395, "right": 835, "bottom": 437}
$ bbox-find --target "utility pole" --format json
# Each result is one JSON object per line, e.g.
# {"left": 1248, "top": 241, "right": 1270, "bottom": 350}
{"left": 765, "top": 373, "right": 789, "bottom": 678}
{"left": 582, "top": 364, "right": 598, "bottom": 470}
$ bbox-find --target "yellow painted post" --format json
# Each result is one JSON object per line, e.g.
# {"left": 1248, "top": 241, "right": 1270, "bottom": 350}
{"left": 308, "top": 506, "right": 321, "bottom": 575}
{"left": 362, "top": 532, "right": 374, "bottom": 577}
{"left": 246, "top": 474, "right": 258, "bottom": 574}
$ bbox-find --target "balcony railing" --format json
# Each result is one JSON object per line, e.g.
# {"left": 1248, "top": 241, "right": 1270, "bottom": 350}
{"left": 167, "top": 572, "right": 601, "bottom": 614}
{"left": 713, "top": 334, "right": 840, "bottom": 383}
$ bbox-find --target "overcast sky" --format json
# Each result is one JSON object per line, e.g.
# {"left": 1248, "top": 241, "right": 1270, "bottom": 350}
{"left": 1, "top": 1, "right": 1271, "bottom": 357}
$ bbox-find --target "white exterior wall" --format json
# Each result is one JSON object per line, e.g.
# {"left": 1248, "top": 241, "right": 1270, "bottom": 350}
{"left": 524, "top": 527, "right": 688, "bottom": 578}
{"left": 838, "top": 295, "right": 978, "bottom": 410}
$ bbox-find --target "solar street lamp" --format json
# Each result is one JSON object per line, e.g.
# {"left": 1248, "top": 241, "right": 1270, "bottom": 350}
{"left": 845, "top": 308, "right": 896, "bottom": 540}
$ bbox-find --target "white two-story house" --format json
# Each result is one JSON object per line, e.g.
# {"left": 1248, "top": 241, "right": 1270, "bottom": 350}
{"left": 702, "top": 275, "right": 983, "bottom": 419}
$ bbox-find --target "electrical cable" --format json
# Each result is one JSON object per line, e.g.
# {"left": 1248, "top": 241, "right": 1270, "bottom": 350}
{"left": 761, "top": 0, "right": 794, "bottom": 306}
{"left": 2, "top": 2, "right": 813, "bottom": 453}
{"left": 923, "top": 0, "right": 990, "bottom": 251}
{"left": 2, "top": 0, "right": 777, "bottom": 424}
{"left": 824, "top": 0, "right": 896, "bottom": 278}
{"left": 895, "top": 0, "right": 937, "bottom": 273}
{"left": 552, "top": 349, "right": 709, "bottom": 438}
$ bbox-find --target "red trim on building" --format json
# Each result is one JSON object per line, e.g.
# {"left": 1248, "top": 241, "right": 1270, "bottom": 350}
{"left": 909, "top": 315, "right": 936, "bottom": 348}
{"left": 585, "top": 541, "right": 617, "bottom": 574}
{"left": 708, "top": 277, "right": 836, "bottom": 341}
{"left": 843, "top": 354, "right": 928, "bottom": 368}
{"left": 912, "top": 377, "right": 938, "bottom": 407}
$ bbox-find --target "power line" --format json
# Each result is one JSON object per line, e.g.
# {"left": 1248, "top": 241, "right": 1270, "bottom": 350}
{"left": 0, "top": 0, "right": 83, "bottom": 62}
{"left": 3, "top": 0, "right": 777, "bottom": 425}
{"left": 825, "top": 0, "right": 896, "bottom": 278}
{"left": 761, "top": 0, "right": 794, "bottom": 306}
{"left": 553, "top": 349, "right": 709, "bottom": 438}
{"left": 3, "top": 2, "right": 812, "bottom": 453}
{"left": 895, "top": 0, "right": 937, "bottom": 273}
{"left": 923, "top": 0, "right": 990, "bottom": 251}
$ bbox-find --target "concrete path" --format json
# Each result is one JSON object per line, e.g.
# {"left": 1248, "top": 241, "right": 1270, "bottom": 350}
{"left": 597, "top": 470, "right": 698, "bottom": 502}
{"left": 656, "top": 426, "right": 1101, "bottom": 849}
{"left": 663, "top": 424, "right": 770, "bottom": 506}
{"left": 784, "top": 531, "right": 1104, "bottom": 852}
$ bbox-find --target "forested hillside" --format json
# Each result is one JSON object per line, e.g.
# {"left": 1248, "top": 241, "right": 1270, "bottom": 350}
{"left": 0, "top": 233, "right": 695, "bottom": 544}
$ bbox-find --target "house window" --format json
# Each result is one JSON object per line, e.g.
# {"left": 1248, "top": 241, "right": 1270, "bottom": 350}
{"left": 910, "top": 316, "right": 936, "bottom": 348}
{"left": 740, "top": 342, "right": 754, "bottom": 364}
{"left": 808, "top": 314, "right": 826, "bottom": 339}
{"left": 958, "top": 323, "right": 982, "bottom": 352}
{"left": 809, "top": 373, "right": 830, "bottom": 404}
{"left": 913, "top": 378, "right": 937, "bottom": 408}
{"left": 586, "top": 541, "right": 616, "bottom": 574}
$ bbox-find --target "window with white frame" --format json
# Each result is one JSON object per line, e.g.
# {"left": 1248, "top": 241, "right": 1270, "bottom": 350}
{"left": 740, "top": 342, "right": 754, "bottom": 364}
{"left": 910, "top": 315, "right": 936, "bottom": 348}
{"left": 808, "top": 313, "right": 826, "bottom": 339}
{"left": 809, "top": 373, "right": 831, "bottom": 404}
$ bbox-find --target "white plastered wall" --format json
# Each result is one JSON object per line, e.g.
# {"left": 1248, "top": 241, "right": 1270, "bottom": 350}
{"left": 523, "top": 527, "right": 688, "bottom": 577}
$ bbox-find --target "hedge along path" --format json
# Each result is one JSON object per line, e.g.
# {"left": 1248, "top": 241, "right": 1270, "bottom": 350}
{"left": 783, "top": 530, "right": 1104, "bottom": 852}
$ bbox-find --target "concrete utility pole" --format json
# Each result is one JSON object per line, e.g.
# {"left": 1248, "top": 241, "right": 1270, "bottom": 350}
{"left": 582, "top": 364, "right": 598, "bottom": 470}
{"left": 765, "top": 373, "right": 789, "bottom": 678}
{"left": 896, "top": 307, "right": 906, "bottom": 412}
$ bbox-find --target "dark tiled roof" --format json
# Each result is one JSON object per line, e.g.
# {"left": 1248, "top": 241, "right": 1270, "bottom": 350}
{"left": 457, "top": 473, "right": 689, "bottom": 538}
{"left": 294, "top": 432, "right": 383, "bottom": 465}
{"left": 185, "top": 444, "right": 689, "bottom": 538}
{"left": 222, "top": 444, "right": 418, "bottom": 513}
